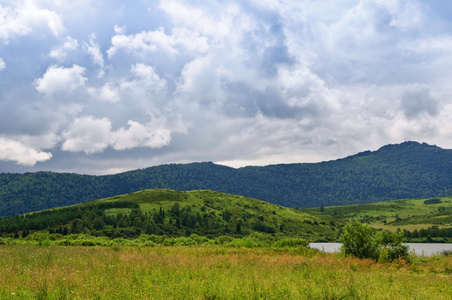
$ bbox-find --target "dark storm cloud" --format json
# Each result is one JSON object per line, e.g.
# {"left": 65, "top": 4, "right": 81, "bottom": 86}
{"left": 223, "top": 83, "right": 297, "bottom": 119}
{"left": 401, "top": 87, "right": 439, "bottom": 119}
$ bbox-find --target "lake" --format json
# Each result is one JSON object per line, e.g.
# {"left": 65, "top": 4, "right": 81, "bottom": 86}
{"left": 309, "top": 243, "right": 452, "bottom": 256}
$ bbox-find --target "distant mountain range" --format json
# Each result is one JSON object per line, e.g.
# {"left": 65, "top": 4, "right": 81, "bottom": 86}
{"left": 1, "top": 141, "right": 451, "bottom": 217}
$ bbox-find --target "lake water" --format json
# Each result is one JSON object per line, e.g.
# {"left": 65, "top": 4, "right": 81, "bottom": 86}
{"left": 309, "top": 243, "right": 452, "bottom": 256}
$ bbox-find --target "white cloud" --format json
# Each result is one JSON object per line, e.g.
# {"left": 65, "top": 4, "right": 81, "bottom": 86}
{"left": 61, "top": 116, "right": 173, "bottom": 154}
{"left": 35, "top": 64, "right": 87, "bottom": 97}
{"left": 0, "top": 136, "right": 52, "bottom": 166}
{"left": 107, "top": 26, "right": 209, "bottom": 58}
{"left": 0, "top": 58, "right": 5, "bottom": 70}
{"left": 376, "top": 0, "right": 424, "bottom": 30}
{"left": 49, "top": 36, "right": 79, "bottom": 61}
{"left": 114, "top": 25, "right": 125, "bottom": 34}
{"left": 128, "top": 63, "right": 167, "bottom": 92}
{"left": 16, "top": 132, "right": 60, "bottom": 151}
{"left": 112, "top": 120, "right": 171, "bottom": 150}
{"left": 0, "top": 1, "right": 64, "bottom": 43}
{"left": 61, "top": 115, "right": 112, "bottom": 154}
{"left": 159, "top": 0, "right": 246, "bottom": 38}
{"left": 83, "top": 33, "right": 105, "bottom": 72}
{"left": 88, "top": 83, "right": 120, "bottom": 103}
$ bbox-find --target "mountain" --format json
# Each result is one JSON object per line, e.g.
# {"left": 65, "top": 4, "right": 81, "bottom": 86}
{"left": 1, "top": 141, "right": 451, "bottom": 217}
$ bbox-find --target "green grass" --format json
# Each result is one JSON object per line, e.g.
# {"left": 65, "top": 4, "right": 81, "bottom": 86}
{"left": 1, "top": 245, "right": 452, "bottom": 299}
{"left": 303, "top": 196, "right": 452, "bottom": 231}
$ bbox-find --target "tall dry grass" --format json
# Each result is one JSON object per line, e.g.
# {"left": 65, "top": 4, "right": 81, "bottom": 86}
{"left": 0, "top": 245, "right": 451, "bottom": 299}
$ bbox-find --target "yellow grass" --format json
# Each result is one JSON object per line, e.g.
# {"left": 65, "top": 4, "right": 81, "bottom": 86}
{"left": 1, "top": 245, "right": 452, "bottom": 299}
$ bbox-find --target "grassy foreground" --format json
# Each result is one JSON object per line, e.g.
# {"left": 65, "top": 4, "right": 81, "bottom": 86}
{"left": 1, "top": 245, "right": 452, "bottom": 299}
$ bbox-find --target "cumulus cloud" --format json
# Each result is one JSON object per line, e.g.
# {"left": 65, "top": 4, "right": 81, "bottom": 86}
{"left": 49, "top": 36, "right": 79, "bottom": 61}
{"left": 61, "top": 116, "right": 173, "bottom": 154}
{"left": 1, "top": 0, "right": 452, "bottom": 173}
{"left": 88, "top": 83, "right": 120, "bottom": 103}
{"left": 35, "top": 65, "right": 87, "bottom": 97}
{"left": 0, "top": 1, "right": 64, "bottom": 43}
{"left": 61, "top": 116, "right": 112, "bottom": 154}
{"left": 127, "top": 63, "right": 167, "bottom": 92}
{"left": 107, "top": 27, "right": 209, "bottom": 59}
{"left": 0, "top": 136, "right": 52, "bottom": 166}
{"left": 112, "top": 120, "right": 171, "bottom": 150}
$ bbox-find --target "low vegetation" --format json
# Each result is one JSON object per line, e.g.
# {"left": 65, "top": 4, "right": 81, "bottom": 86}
{"left": 1, "top": 245, "right": 452, "bottom": 299}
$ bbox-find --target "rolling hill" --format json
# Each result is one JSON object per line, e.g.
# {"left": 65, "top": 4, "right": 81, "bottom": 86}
{"left": 303, "top": 196, "right": 452, "bottom": 229}
{"left": 1, "top": 141, "right": 451, "bottom": 217}
{"left": 0, "top": 189, "right": 340, "bottom": 242}
{"left": 303, "top": 195, "right": 452, "bottom": 242}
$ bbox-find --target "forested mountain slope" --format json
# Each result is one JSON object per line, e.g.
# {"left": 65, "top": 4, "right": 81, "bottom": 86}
{"left": 1, "top": 141, "right": 451, "bottom": 217}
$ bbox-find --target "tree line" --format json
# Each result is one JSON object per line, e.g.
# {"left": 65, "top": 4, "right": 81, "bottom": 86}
{"left": 402, "top": 226, "right": 452, "bottom": 240}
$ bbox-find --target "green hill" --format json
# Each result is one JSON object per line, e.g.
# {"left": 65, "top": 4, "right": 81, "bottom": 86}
{"left": 1, "top": 141, "right": 451, "bottom": 217}
{"left": 303, "top": 196, "right": 452, "bottom": 242}
{"left": 0, "top": 189, "right": 341, "bottom": 242}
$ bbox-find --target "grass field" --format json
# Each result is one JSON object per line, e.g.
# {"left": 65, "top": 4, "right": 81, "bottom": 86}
{"left": 1, "top": 245, "right": 452, "bottom": 299}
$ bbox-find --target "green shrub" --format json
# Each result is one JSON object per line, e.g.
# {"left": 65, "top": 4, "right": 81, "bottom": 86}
{"left": 424, "top": 198, "right": 442, "bottom": 205}
{"left": 215, "top": 235, "right": 235, "bottom": 245}
{"left": 374, "top": 230, "right": 409, "bottom": 262}
{"left": 339, "top": 220, "right": 378, "bottom": 259}
{"left": 339, "top": 220, "right": 409, "bottom": 262}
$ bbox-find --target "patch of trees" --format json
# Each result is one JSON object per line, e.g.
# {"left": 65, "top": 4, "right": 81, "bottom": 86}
{"left": 423, "top": 198, "right": 442, "bottom": 205}
{"left": 403, "top": 226, "right": 452, "bottom": 239}
{"left": 0, "top": 201, "right": 272, "bottom": 240}
{"left": 0, "top": 201, "right": 137, "bottom": 235}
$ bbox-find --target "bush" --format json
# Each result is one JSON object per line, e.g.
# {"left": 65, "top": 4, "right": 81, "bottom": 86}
{"left": 339, "top": 220, "right": 378, "bottom": 259}
{"left": 374, "top": 230, "right": 409, "bottom": 262}
{"left": 424, "top": 198, "right": 442, "bottom": 205}
{"left": 215, "top": 235, "right": 235, "bottom": 245}
{"left": 339, "top": 220, "right": 409, "bottom": 262}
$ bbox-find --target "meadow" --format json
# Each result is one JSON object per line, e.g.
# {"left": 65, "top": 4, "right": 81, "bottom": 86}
{"left": 1, "top": 245, "right": 452, "bottom": 299}
{"left": 303, "top": 196, "right": 452, "bottom": 232}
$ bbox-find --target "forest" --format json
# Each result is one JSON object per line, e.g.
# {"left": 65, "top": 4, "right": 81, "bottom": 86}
{"left": 0, "top": 141, "right": 451, "bottom": 217}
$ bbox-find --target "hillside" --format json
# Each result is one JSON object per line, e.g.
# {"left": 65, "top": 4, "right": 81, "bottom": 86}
{"left": 0, "top": 189, "right": 340, "bottom": 242}
{"left": 303, "top": 195, "right": 452, "bottom": 242}
{"left": 1, "top": 141, "right": 452, "bottom": 217}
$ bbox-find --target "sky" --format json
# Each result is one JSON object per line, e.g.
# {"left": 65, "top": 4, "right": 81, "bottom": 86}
{"left": 1, "top": 0, "right": 452, "bottom": 175}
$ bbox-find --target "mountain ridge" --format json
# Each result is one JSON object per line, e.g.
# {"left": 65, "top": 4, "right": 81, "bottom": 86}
{"left": 1, "top": 141, "right": 451, "bottom": 217}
